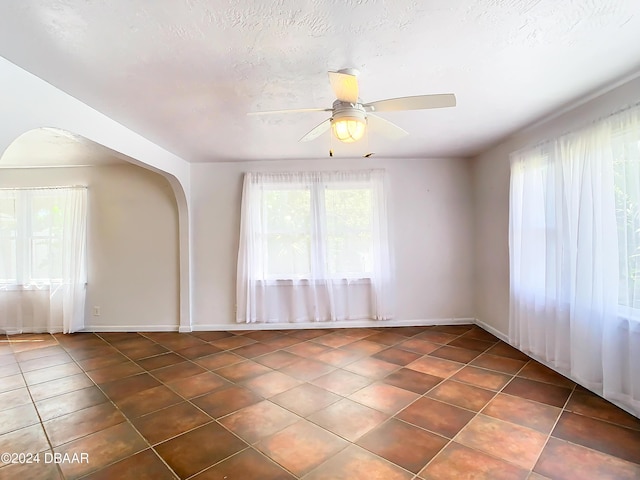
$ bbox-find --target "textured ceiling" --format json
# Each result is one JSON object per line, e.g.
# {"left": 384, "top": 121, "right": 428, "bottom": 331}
{"left": 1, "top": 0, "right": 640, "bottom": 163}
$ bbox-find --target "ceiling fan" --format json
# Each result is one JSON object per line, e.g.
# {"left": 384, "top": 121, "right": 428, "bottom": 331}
{"left": 248, "top": 68, "right": 456, "bottom": 144}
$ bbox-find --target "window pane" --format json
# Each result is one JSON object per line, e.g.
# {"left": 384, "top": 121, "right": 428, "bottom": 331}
{"left": 30, "top": 194, "right": 64, "bottom": 237}
{"left": 0, "top": 238, "right": 17, "bottom": 281}
{"left": 264, "top": 189, "right": 311, "bottom": 277}
{"left": 31, "top": 238, "right": 62, "bottom": 281}
{"left": 325, "top": 187, "right": 373, "bottom": 276}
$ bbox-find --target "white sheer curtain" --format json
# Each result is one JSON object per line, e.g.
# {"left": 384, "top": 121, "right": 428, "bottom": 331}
{"left": 237, "top": 170, "right": 393, "bottom": 323}
{"left": 509, "top": 104, "right": 640, "bottom": 417}
{"left": 0, "top": 187, "right": 87, "bottom": 334}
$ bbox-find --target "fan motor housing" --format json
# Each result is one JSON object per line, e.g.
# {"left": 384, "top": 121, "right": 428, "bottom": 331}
{"left": 331, "top": 100, "right": 366, "bottom": 122}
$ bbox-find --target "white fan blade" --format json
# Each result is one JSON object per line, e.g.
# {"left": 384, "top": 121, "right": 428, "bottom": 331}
{"left": 364, "top": 93, "right": 456, "bottom": 112}
{"left": 367, "top": 114, "right": 409, "bottom": 140}
{"left": 328, "top": 70, "right": 359, "bottom": 103}
{"left": 248, "top": 107, "right": 330, "bottom": 116}
{"left": 299, "top": 118, "right": 331, "bottom": 142}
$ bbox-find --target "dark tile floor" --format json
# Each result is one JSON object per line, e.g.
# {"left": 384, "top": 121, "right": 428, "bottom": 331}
{"left": 1, "top": 325, "right": 639, "bottom": 479}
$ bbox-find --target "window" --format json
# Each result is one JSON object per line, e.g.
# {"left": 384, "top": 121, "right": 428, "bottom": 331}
{"left": 259, "top": 179, "right": 374, "bottom": 280}
{"left": 0, "top": 188, "right": 86, "bottom": 286}
{"left": 237, "top": 170, "right": 393, "bottom": 323}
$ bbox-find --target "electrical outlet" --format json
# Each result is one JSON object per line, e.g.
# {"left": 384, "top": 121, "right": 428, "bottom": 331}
{"left": 92, "top": 306, "right": 101, "bottom": 316}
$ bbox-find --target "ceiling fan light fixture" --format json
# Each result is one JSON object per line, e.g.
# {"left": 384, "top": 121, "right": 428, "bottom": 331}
{"left": 332, "top": 116, "right": 366, "bottom": 143}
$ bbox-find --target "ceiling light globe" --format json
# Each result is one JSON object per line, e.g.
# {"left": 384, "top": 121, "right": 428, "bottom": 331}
{"left": 331, "top": 117, "right": 366, "bottom": 143}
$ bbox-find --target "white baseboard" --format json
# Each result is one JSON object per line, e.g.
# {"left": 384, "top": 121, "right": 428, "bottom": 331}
{"left": 191, "top": 317, "right": 476, "bottom": 332}
{"left": 474, "top": 318, "right": 509, "bottom": 342}
{"left": 81, "top": 324, "right": 179, "bottom": 332}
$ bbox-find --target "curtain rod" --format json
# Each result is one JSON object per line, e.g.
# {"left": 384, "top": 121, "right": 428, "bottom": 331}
{"left": 0, "top": 185, "right": 87, "bottom": 191}
{"left": 512, "top": 101, "right": 640, "bottom": 157}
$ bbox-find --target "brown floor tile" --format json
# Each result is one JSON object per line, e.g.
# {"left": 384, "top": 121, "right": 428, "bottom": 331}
{"left": 349, "top": 382, "right": 419, "bottom": 415}
{"left": 366, "top": 331, "right": 408, "bottom": 346}
{"left": 470, "top": 353, "right": 527, "bottom": 375}
{"left": 136, "top": 352, "right": 185, "bottom": 370}
{"left": 517, "top": 361, "right": 576, "bottom": 388}
{"left": 339, "top": 339, "right": 387, "bottom": 355}
{"left": 192, "top": 447, "right": 296, "bottom": 480}
{"left": 426, "top": 380, "right": 496, "bottom": 412}
{"left": 82, "top": 448, "right": 177, "bottom": 480}
{"left": 382, "top": 367, "right": 442, "bottom": 394}
{"left": 485, "top": 342, "right": 531, "bottom": 361}
{"left": 210, "top": 335, "right": 256, "bottom": 350}
{"left": 165, "top": 371, "right": 230, "bottom": 399}
{"left": 44, "top": 402, "right": 125, "bottom": 446}
{"left": 396, "top": 337, "right": 441, "bottom": 355}
{"left": 431, "top": 325, "right": 474, "bottom": 335}
{"left": 566, "top": 389, "right": 640, "bottom": 430}
{"left": 450, "top": 365, "right": 512, "bottom": 391}
{"left": 195, "top": 351, "right": 244, "bottom": 370}
{"left": 114, "top": 384, "right": 183, "bottom": 419}
{"left": 448, "top": 337, "right": 495, "bottom": 352}
{"left": 244, "top": 331, "right": 285, "bottom": 342}
{"left": 68, "top": 345, "right": 120, "bottom": 362}
{"left": 117, "top": 342, "right": 168, "bottom": 360}
{"left": 253, "top": 350, "right": 302, "bottom": 369}
{"left": 407, "top": 356, "right": 464, "bottom": 378}
{"left": 397, "top": 396, "right": 475, "bottom": 438}
{"left": 430, "top": 345, "right": 482, "bottom": 364}
{"left": 262, "top": 335, "right": 304, "bottom": 349}
{"left": 175, "top": 343, "right": 222, "bottom": 360}
{"left": 155, "top": 422, "right": 247, "bottom": 479}
{"left": 502, "top": 377, "right": 572, "bottom": 408}
{"left": 357, "top": 418, "right": 447, "bottom": 473}
{"left": 86, "top": 361, "right": 144, "bottom": 384}
{"left": 189, "top": 331, "right": 234, "bottom": 342}
{"left": 54, "top": 422, "right": 147, "bottom": 479}
{"left": 343, "top": 357, "right": 399, "bottom": 379}
{"left": 0, "top": 373, "right": 25, "bottom": 393}
{"left": 552, "top": 411, "right": 640, "bottom": 464}
{"left": 461, "top": 327, "right": 500, "bottom": 343}
{"left": 314, "top": 348, "right": 362, "bottom": 369}
{"left": 99, "top": 373, "right": 161, "bottom": 402}
{"left": 482, "top": 393, "right": 561, "bottom": 434}
{"left": 312, "top": 369, "right": 372, "bottom": 396}
{"left": 271, "top": 383, "right": 341, "bottom": 417}
{"left": 311, "top": 332, "right": 357, "bottom": 348}
{"left": 18, "top": 352, "right": 73, "bottom": 373}
{"left": 151, "top": 361, "right": 206, "bottom": 382}
{"left": 148, "top": 334, "right": 206, "bottom": 351}
{"left": 420, "top": 442, "right": 529, "bottom": 480}
{"left": 256, "top": 419, "right": 348, "bottom": 477}
{"left": 216, "top": 360, "right": 272, "bottom": 382}
{"left": 534, "top": 437, "right": 640, "bottom": 480}
{"left": 308, "top": 398, "right": 389, "bottom": 442}
{"left": 132, "top": 401, "right": 212, "bottom": 445}
{"left": 285, "top": 341, "right": 332, "bottom": 358}
{"left": 35, "top": 386, "right": 108, "bottom": 421}
{"left": 372, "top": 347, "right": 422, "bottom": 366}
{"left": 192, "top": 385, "right": 262, "bottom": 418}
{"left": 0, "top": 458, "right": 62, "bottom": 479}
{"left": 456, "top": 415, "right": 547, "bottom": 470}
{"left": 75, "top": 352, "right": 129, "bottom": 372}
{"left": 0, "top": 423, "right": 49, "bottom": 459}
{"left": 28, "top": 373, "right": 94, "bottom": 401}
{"left": 23, "top": 362, "right": 83, "bottom": 386}
{"left": 0, "top": 363, "right": 20, "bottom": 378}
{"left": 0, "top": 387, "right": 33, "bottom": 410}
{"left": 279, "top": 358, "right": 336, "bottom": 381}
{"left": 0, "top": 403, "right": 41, "bottom": 434}
{"left": 232, "top": 342, "right": 279, "bottom": 359}
{"left": 414, "top": 330, "right": 458, "bottom": 344}
{"left": 288, "top": 329, "right": 331, "bottom": 340}
{"left": 305, "top": 444, "right": 413, "bottom": 480}
{"left": 219, "top": 400, "right": 300, "bottom": 443}
{"left": 241, "top": 370, "right": 302, "bottom": 398}
{"left": 15, "top": 344, "right": 66, "bottom": 361}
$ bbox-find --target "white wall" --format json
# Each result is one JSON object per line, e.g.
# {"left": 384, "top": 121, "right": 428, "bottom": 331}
{"left": 472, "top": 74, "right": 640, "bottom": 337}
{"left": 0, "top": 164, "right": 180, "bottom": 330}
{"left": 190, "top": 156, "right": 474, "bottom": 328}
